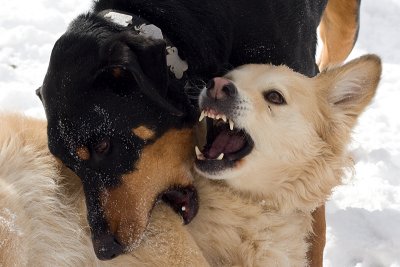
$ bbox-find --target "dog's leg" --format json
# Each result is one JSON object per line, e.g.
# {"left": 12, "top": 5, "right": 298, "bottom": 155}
{"left": 307, "top": 205, "right": 326, "bottom": 267}
{"left": 318, "top": 0, "right": 361, "bottom": 69}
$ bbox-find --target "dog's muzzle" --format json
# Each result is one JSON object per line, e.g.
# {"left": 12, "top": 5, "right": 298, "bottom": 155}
{"left": 195, "top": 77, "right": 254, "bottom": 175}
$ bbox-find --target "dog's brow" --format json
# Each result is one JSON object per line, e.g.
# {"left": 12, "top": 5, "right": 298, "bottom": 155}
{"left": 132, "top": 126, "right": 155, "bottom": 140}
{"left": 76, "top": 146, "right": 90, "bottom": 160}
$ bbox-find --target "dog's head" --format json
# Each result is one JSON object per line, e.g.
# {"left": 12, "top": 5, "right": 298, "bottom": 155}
{"left": 38, "top": 14, "right": 198, "bottom": 260}
{"left": 195, "top": 55, "right": 381, "bottom": 207}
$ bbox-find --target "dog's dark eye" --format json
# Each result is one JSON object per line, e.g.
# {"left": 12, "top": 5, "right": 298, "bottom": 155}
{"left": 93, "top": 138, "right": 111, "bottom": 156}
{"left": 263, "top": 90, "right": 286, "bottom": 105}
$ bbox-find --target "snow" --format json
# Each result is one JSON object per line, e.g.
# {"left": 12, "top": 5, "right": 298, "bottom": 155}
{"left": 1, "top": 0, "right": 399, "bottom": 265}
{"left": 0, "top": 208, "right": 22, "bottom": 238}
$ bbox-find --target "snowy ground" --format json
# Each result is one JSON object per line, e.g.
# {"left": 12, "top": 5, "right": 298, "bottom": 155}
{"left": 1, "top": 0, "right": 399, "bottom": 266}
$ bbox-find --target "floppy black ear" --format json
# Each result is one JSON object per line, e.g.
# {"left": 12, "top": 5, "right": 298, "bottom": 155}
{"left": 130, "top": 40, "right": 169, "bottom": 98}
{"left": 111, "top": 32, "right": 169, "bottom": 97}
{"left": 97, "top": 33, "right": 183, "bottom": 116}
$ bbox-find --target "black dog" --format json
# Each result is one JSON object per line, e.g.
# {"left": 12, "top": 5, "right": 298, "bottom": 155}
{"left": 37, "top": 0, "right": 359, "bottom": 261}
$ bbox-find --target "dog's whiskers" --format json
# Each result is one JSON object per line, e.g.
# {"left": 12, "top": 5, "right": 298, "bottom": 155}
{"left": 184, "top": 79, "right": 206, "bottom": 100}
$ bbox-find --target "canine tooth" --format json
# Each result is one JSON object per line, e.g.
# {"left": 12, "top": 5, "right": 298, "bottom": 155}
{"left": 181, "top": 206, "right": 186, "bottom": 212}
{"left": 222, "top": 115, "right": 227, "bottom": 122}
{"left": 195, "top": 146, "right": 201, "bottom": 157}
{"left": 216, "top": 114, "right": 221, "bottom": 120}
{"left": 199, "top": 111, "right": 205, "bottom": 122}
{"left": 195, "top": 146, "right": 205, "bottom": 160}
{"left": 216, "top": 153, "right": 224, "bottom": 160}
{"left": 229, "top": 120, "right": 234, "bottom": 130}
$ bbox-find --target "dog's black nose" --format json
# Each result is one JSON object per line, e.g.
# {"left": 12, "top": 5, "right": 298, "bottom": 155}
{"left": 93, "top": 234, "right": 124, "bottom": 260}
{"left": 206, "top": 77, "right": 237, "bottom": 100}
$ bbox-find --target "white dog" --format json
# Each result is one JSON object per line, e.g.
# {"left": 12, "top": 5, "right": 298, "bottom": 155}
{"left": 191, "top": 54, "right": 382, "bottom": 266}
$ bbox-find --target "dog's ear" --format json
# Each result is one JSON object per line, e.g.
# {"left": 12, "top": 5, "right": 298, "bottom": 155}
{"left": 96, "top": 34, "right": 183, "bottom": 116}
{"left": 128, "top": 39, "right": 169, "bottom": 98}
{"left": 317, "top": 54, "right": 381, "bottom": 153}
{"left": 104, "top": 32, "right": 169, "bottom": 97}
{"left": 320, "top": 54, "right": 381, "bottom": 128}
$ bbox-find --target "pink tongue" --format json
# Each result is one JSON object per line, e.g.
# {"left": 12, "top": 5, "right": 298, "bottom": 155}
{"left": 208, "top": 130, "right": 246, "bottom": 159}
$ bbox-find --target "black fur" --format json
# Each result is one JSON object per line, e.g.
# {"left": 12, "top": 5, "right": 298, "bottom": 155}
{"left": 40, "top": 0, "right": 328, "bottom": 259}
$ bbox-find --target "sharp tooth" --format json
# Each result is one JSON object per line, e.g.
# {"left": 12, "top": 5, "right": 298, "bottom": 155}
{"left": 216, "top": 153, "right": 224, "bottom": 160}
{"left": 216, "top": 114, "right": 221, "bottom": 120}
{"left": 199, "top": 110, "right": 205, "bottom": 122}
{"left": 222, "top": 115, "right": 227, "bottom": 122}
{"left": 229, "top": 120, "right": 234, "bottom": 130}
{"left": 181, "top": 206, "right": 186, "bottom": 212}
{"left": 195, "top": 146, "right": 201, "bottom": 157}
{"left": 195, "top": 146, "right": 205, "bottom": 160}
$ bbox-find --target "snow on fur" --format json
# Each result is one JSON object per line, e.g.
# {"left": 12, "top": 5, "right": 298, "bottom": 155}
{"left": 0, "top": 0, "right": 399, "bottom": 266}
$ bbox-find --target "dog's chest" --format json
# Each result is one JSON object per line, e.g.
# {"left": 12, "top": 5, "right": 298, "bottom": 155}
{"left": 190, "top": 178, "right": 313, "bottom": 266}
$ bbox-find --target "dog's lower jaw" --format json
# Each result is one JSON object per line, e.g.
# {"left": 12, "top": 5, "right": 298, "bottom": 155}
{"left": 161, "top": 185, "right": 199, "bottom": 225}
{"left": 193, "top": 149, "right": 253, "bottom": 181}
{"left": 193, "top": 161, "right": 244, "bottom": 182}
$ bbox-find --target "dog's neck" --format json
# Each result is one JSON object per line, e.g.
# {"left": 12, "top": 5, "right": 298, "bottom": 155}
{"left": 99, "top": 9, "right": 189, "bottom": 80}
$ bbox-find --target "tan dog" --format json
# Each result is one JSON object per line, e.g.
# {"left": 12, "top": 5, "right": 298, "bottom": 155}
{"left": 192, "top": 55, "right": 382, "bottom": 266}
{"left": 0, "top": 55, "right": 380, "bottom": 266}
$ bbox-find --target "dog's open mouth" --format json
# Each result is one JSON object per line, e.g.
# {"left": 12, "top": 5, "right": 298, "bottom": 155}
{"left": 195, "top": 108, "right": 254, "bottom": 173}
{"left": 161, "top": 185, "right": 198, "bottom": 224}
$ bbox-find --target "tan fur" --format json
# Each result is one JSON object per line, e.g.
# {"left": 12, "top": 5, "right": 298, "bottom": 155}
{"left": 307, "top": 206, "right": 326, "bottom": 267}
{"left": 103, "top": 129, "right": 195, "bottom": 249}
{"left": 0, "top": 55, "right": 381, "bottom": 266}
{"left": 189, "top": 178, "right": 312, "bottom": 267}
{"left": 132, "top": 126, "right": 155, "bottom": 140}
{"left": 318, "top": 0, "right": 360, "bottom": 69}
{"left": 76, "top": 146, "right": 90, "bottom": 161}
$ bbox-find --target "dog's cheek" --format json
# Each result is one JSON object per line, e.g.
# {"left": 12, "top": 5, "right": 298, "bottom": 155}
{"left": 101, "top": 128, "right": 195, "bottom": 247}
